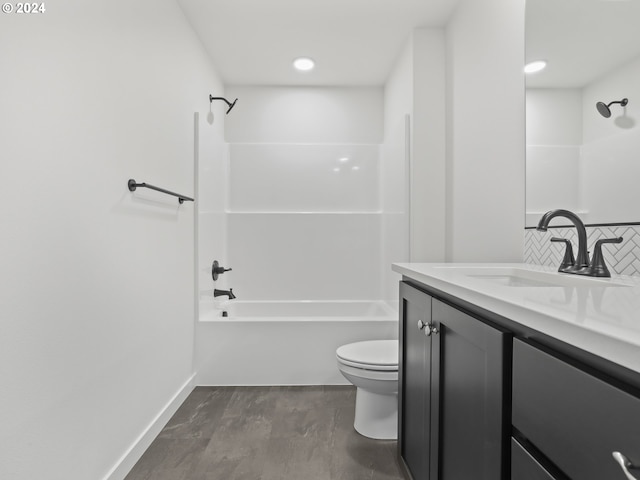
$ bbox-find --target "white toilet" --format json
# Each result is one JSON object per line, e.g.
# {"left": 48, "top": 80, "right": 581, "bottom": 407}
{"left": 336, "top": 339, "right": 399, "bottom": 440}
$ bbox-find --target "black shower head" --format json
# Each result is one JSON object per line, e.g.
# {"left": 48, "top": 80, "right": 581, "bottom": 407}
{"left": 209, "top": 95, "right": 238, "bottom": 114}
{"left": 596, "top": 101, "right": 611, "bottom": 118}
{"left": 596, "top": 98, "right": 628, "bottom": 118}
{"left": 226, "top": 98, "right": 237, "bottom": 114}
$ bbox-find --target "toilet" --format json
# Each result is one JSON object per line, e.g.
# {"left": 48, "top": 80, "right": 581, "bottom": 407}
{"left": 336, "top": 339, "right": 399, "bottom": 440}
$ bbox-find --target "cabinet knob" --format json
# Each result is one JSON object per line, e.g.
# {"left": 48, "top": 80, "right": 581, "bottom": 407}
{"left": 417, "top": 320, "right": 438, "bottom": 336}
{"left": 424, "top": 322, "right": 439, "bottom": 337}
{"left": 613, "top": 452, "right": 640, "bottom": 480}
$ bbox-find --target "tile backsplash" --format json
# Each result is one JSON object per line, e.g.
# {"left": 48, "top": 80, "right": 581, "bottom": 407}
{"left": 524, "top": 224, "right": 640, "bottom": 276}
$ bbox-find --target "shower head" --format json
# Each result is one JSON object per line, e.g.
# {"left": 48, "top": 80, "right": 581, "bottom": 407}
{"left": 596, "top": 98, "right": 628, "bottom": 118}
{"left": 209, "top": 95, "right": 238, "bottom": 114}
{"left": 226, "top": 98, "right": 238, "bottom": 114}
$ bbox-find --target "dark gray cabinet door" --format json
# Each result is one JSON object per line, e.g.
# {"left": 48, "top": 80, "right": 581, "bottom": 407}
{"left": 399, "top": 282, "right": 432, "bottom": 480}
{"left": 432, "top": 299, "right": 509, "bottom": 480}
{"left": 399, "top": 284, "right": 509, "bottom": 480}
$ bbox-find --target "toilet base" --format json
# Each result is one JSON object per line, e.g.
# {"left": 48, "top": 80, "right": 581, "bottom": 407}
{"left": 353, "top": 388, "right": 398, "bottom": 440}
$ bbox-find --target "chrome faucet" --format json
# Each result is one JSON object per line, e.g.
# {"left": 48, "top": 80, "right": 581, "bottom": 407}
{"left": 537, "top": 209, "right": 590, "bottom": 273}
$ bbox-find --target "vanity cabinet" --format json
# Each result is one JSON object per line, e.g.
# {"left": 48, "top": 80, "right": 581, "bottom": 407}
{"left": 512, "top": 338, "right": 640, "bottom": 480}
{"left": 398, "top": 281, "right": 509, "bottom": 480}
{"left": 396, "top": 265, "right": 640, "bottom": 480}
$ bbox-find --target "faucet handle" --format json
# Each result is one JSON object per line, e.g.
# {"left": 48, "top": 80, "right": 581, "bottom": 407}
{"left": 212, "top": 260, "right": 232, "bottom": 281}
{"left": 585, "top": 237, "right": 623, "bottom": 278}
{"left": 551, "top": 237, "right": 575, "bottom": 272}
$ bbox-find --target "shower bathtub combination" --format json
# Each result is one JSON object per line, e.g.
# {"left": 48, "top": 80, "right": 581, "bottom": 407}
{"left": 195, "top": 130, "right": 409, "bottom": 386}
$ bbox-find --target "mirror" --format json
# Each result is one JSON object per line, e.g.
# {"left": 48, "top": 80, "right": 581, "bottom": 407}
{"left": 525, "top": 0, "right": 640, "bottom": 227}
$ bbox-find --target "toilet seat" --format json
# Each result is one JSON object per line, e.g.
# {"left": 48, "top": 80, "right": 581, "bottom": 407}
{"left": 336, "top": 340, "right": 398, "bottom": 372}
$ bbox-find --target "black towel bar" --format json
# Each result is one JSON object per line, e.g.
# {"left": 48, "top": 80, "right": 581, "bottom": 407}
{"left": 127, "top": 179, "right": 194, "bottom": 204}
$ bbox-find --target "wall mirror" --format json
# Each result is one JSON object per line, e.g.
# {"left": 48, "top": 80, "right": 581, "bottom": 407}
{"left": 525, "top": 0, "right": 640, "bottom": 227}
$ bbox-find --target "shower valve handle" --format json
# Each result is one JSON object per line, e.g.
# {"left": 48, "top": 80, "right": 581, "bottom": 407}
{"left": 212, "top": 260, "right": 232, "bottom": 281}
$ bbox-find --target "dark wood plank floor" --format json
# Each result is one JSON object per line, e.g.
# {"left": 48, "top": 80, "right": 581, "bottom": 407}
{"left": 125, "top": 386, "right": 405, "bottom": 480}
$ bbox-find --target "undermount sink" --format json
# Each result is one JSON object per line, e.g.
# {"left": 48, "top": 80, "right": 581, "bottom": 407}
{"left": 433, "top": 265, "right": 631, "bottom": 288}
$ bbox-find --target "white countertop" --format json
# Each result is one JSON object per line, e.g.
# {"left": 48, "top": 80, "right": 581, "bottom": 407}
{"left": 392, "top": 263, "right": 640, "bottom": 375}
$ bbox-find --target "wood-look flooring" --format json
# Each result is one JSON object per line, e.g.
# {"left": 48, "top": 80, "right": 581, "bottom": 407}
{"left": 125, "top": 386, "right": 405, "bottom": 480}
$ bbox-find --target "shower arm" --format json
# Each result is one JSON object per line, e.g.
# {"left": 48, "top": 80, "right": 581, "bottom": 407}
{"left": 209, "top": 95, "right": 238, "bottom": 114}
{"left": 608, "top": 99, "right": 628, "bottom": 108}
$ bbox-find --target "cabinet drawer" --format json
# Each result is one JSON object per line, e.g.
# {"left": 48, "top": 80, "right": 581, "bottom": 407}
{"left": 511, "top": 438, "right": 556, "bottom": 480}
{"left": 513, "top": 339, "right": 640, "bottom": 480}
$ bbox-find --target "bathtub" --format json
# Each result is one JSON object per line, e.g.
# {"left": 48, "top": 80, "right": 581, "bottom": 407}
{"left": 195, "top": 300, "right": 399, "bottom": 385}
{"left": 199, "top": 299, "right": 396, "bottom": 321}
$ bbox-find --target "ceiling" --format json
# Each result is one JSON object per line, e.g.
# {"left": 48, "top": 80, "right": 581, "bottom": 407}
{"left": 526, "top": 0, "right": 640, "bottom": 89}
{"left": 177, "top": 0, "right": 460, "bottom": 86}
{"left": 177, "top": 0, "right": 640, "bottom": 90}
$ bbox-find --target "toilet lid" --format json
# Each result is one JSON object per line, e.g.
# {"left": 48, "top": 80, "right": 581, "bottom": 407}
{"left": 336, "top": 340, "right": 398, "bottom": 371}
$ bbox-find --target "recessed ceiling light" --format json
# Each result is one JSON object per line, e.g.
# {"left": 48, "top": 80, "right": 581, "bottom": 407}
{"left": 293, "top": 57, "right": 315, "bottom": 72}
{"left": 524, "top": 60, "right": 547, "bottom": 74}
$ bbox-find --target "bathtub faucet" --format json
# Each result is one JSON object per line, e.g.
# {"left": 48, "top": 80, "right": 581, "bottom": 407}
{"left": 214, "top": 288, "right": 236, "bottom": 300}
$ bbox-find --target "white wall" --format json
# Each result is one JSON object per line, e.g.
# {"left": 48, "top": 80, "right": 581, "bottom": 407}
{"left": 411, "top": 29, "right": 447, "bottom": 263}
{"left": 0, "top": 1, "right": 224, "bottom": 478}
{"left": 382, "top": 28, "right": 446, "bottom": 299}
{"left": 526, "top": 89, "right": 582, "bottom": 224}
{"left": 382, "top": 37, "right": 412, "bottom": 300}
{"left": 527, "top": 89, "right": 583, "bottom": 146}
{"left": 445, "top": 0, "right": 526, "bottom": 261}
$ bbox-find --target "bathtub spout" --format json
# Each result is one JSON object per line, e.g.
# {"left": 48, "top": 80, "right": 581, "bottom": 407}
{"left": 214, "top": 288, "right": 236, "bottom": 300}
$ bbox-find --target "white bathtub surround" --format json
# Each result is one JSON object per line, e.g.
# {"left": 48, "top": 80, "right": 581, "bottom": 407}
{"left": 195, "top": 300, "right": 397, "bottom": 385}
{"left": 220, "top": 86, "right": 404, "bottom": 301}
{"left": 224, "top": 142, "right": 387, "bottom": 301}
{"left": 227, "top": 144, "right": 380, "bottom": 212}
{"left": 393, "top": 263, "right": 640, "bottom": 375}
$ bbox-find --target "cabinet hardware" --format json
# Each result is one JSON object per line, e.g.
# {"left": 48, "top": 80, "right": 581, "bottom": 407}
{"left": 418, "top": 320, "right": 427, "bottom": 330}
{"left": 613, "top": 452, "right": 640, "bottom": 480}
{"left": 424, "top": 323, "right": 439, "bottom": 337}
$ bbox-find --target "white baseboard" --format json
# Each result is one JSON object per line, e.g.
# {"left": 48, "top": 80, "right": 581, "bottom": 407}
{"left": 102, "top": 373, "right": 196, "bottom": 480}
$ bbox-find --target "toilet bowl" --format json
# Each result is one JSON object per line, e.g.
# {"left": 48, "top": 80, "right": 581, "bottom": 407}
{"left": 336, "top": 339, "right": 398, "bottom": 440}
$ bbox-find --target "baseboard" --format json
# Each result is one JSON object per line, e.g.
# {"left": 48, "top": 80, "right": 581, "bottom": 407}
{"left": 102, "top": 373, "right": 196, "bottom": 480}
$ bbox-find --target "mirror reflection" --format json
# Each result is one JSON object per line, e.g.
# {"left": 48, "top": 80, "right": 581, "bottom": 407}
{"left": 525, "top": 0, "right": 640, "bottom": 227}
